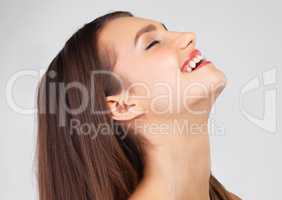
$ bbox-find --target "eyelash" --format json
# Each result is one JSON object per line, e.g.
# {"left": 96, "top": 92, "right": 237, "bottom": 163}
{"left": 145, "top": 40, "right": 160, "bottom": 50}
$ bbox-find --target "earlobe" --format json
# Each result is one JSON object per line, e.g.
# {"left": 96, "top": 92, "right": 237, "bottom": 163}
{"left": 106, "top": 94, "right": 145, "bottom": 121}
{"left": 109, "top": 101, "right": 145, "bottom": 121}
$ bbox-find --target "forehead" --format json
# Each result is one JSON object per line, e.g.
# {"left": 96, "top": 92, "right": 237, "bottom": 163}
{"left": 99, "top": 16, "right": 161, "bottom": 44}
{"left": 98, "top": 16, "right": 162, "bottom": 60}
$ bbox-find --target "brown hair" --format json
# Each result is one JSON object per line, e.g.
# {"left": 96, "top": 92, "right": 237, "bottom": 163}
{"left": 36, "top": 10, "right": 236, "bottom": 200}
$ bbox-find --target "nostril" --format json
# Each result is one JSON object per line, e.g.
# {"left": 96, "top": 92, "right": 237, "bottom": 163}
{"left": 175, "top": 34, "right": 195, "bottom": 49}
{"left": 187, "top": 40, "right": 193, "bottom": 47}
{"left": 182, "top": 39, "right": 193, "bottom": 50}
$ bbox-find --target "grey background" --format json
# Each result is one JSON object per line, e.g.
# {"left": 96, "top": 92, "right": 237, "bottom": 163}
{"left": 1, "top": 0, "right": 281, "bottom": 199}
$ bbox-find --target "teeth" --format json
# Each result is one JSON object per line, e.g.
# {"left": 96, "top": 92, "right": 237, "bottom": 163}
{"left": 189, "top": 60, "right": 196, "bottom": 68}
{"left": 195, "top": 55, "right": 203, "bottom": 62}
{"left": 182, "top": 53, "right": 206, "bottom": 73}
{"left": 186, "top": 66, "right": 192, "bottom": 72}
{"left": 196, "top": 55, "right": 202, "bottom": 60}
{"left": 193, "top": 57, "right": 200, "bottom": 63}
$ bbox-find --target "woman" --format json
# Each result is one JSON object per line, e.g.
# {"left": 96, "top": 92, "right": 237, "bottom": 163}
{"left": 36, "top": 10, "right": 241, "bottom": 200}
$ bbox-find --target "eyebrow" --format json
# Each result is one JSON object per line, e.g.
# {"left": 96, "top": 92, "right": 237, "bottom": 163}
{"left": 134, "top": 23, "right": 168, "bottom": 46}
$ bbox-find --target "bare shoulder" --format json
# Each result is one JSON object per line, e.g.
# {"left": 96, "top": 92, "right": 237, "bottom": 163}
{"left": 228, "top": 192, "right": 242, "bottom": 200}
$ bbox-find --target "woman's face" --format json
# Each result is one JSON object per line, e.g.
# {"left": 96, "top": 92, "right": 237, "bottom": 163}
{"left": 98, "top": 16, "right": 226, "bottom": 120}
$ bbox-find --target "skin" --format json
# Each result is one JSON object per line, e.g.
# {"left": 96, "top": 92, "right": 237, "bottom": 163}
{"left": 98, "top": 16, "right": 228, "bottom": 200}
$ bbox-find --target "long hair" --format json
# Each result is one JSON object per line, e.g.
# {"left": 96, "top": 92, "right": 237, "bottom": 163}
{"left": 36, "top": 10, "right": 235, "bottom": 200}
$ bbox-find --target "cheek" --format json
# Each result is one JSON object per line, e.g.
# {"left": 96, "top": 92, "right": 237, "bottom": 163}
{"left": 140, "top": 49, "right": 181, "bottom": 113}
{"left": 148, "top": 49, "right": 178, "bottom": 68}
{"left": 144, "top": 49, "right": 179, "bottom": 84}
{"left": 118, "top": 49, "right": 180, "bottom": 114}
{"left": 123, "top": 49, "right": 180, "bottom": 93}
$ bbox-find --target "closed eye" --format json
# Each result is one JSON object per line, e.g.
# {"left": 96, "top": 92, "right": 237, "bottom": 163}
{"left": 145, "top": 40, "right": 160, "bottom": 50}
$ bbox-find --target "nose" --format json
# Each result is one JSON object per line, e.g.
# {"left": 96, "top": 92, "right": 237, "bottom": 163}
{"left": 174, "top": 32, "right": 196, "bottom": 50}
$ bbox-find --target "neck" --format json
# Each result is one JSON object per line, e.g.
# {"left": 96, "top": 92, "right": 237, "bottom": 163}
{"left": 131, "top": 114, "right": 211, "bottom": 200}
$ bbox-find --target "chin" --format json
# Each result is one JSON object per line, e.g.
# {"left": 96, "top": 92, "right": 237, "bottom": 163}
{"left": 201, "top": 63, "right": 227, "bottom": 107}
{"left": 182, "top": 63, "right": 226, "bottom": 114}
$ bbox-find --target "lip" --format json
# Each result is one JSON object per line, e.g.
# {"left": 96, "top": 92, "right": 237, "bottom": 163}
{"left": 181, "top": 49, "right": 202, "bottom": 72}
{"left": 196, "top": 60, "right": 211, "bottom": 70}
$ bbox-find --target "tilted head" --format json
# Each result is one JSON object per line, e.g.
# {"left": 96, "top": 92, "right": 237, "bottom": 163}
{"left": 36, "top": 10, "right": 230, "bottom": 200}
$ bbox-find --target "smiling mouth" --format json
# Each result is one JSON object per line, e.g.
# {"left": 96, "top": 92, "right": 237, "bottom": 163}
{"left": 181, "top": 49, "right": 211, "bottom": 73}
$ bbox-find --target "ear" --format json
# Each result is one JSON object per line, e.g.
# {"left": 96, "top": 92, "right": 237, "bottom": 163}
{"left": 106, "top": 92, "right": 145, "bottom": 121}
